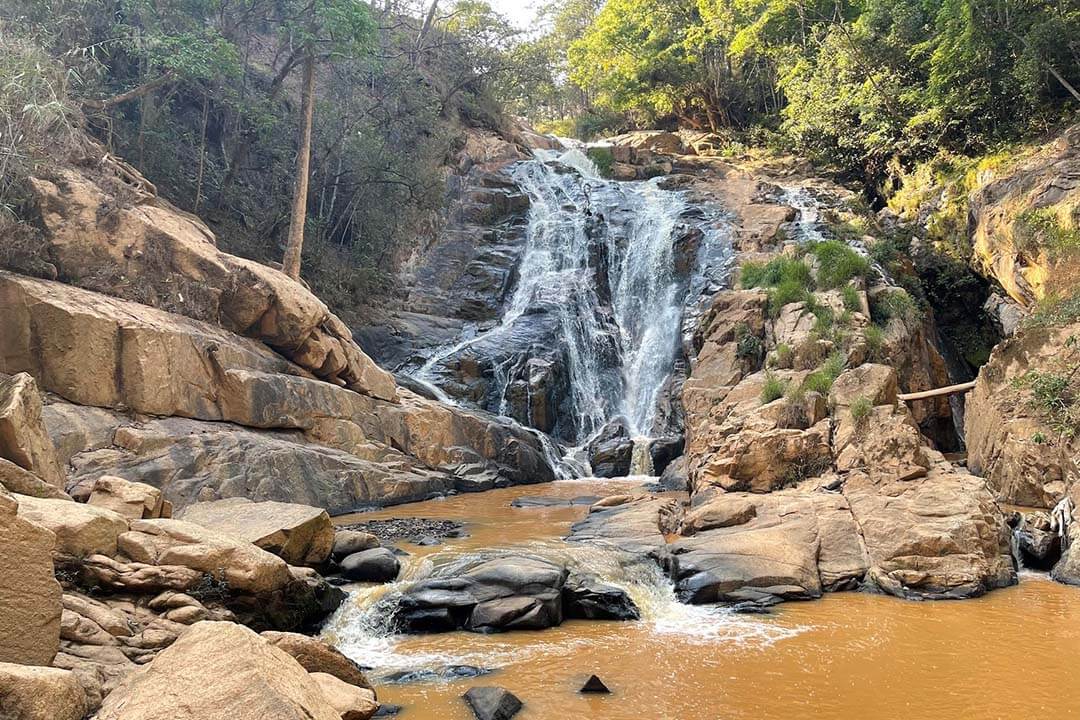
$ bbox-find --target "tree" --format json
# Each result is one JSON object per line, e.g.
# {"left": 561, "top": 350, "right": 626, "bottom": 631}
{"left": 277, "top": 0, "right": 376, "bottom": 279}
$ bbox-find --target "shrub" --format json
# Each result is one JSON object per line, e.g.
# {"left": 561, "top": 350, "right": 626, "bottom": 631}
{"left": 768, "top": 279, "right": 810, "bottom": 318}
{"left": 802, "top": 351, "right": 846, "bottom": 394}
{"left": 760, "top": 371, "right": 788, "bottom": 404}
{"left": 741, "top": 257, "right": 813, "bottom": 290}
{"left": 1027, "top": 291, "right": 1080, "bottom": 328}
{"left": 735, "top": 322, "right": 763, "bottom": 363}
{"left": 808, "top": 240, "right": 871, "bottom": 289}
{"left": 850, "top": 395, "right": 873, "bottom": 424}
{"left": 771, "top": 342, "right": 793, "bottom": 368}
{"left": 863, "top": 324, "right": 886, "bottom": 358}
{"left": 841, "top": 285, "right": 861, "bottom": 311}
{"left": 870, "top": 289, "right": 924, "bottom": 324}
{"left": 1015, "top": 208, "right": 1080, "bottom": 260}
{"left": 586, "top": 146, "right": 615, "bottom": 178}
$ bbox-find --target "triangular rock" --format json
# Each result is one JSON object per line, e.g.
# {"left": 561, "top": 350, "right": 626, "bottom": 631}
{"left": 463, "top": 686, "right": 523, "bottom": 720}
{"left": 580, "top": 675, "right": 611, "bottom": 693}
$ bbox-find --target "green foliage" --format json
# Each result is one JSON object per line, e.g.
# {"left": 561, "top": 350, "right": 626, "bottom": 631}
{"left": 0, "top": 28, "right": 76, "bottom": 218}
{"left": 1015, "top": 208, "right": 1080, "bottom": 260}
{"left": 586, "top": 146, "right": 615, "bottom": 177}
{"left": 760, "top": 371, "right": 788, "bottom": 404}
{"left": 863, "top": 324, "right": 886, "bottom": 358}
{"left": 841, "top": 285, "right": 862, "bottom": 311}
{"left": 770, "top": 342, "right": 793, "bottom": 368}
{"left": 735, "top": 321, "right": 764, "bottom": 363}
{"left": 1014, "top": 368, "right": 1080, "bottom": 438}
{"left": 740, "top": 257, "right": 813, "bottom": 289}
{"left": 850, "top": 395, "right": 873, "bottom": 424}
{"left": 1027, "top": 291, "right": 1080, "bottom": 328}
{"left": 808, "top": 240, "right": 871, "bottom": 289}
{"left": 870, "top": 288, "right": 923, "bottom": 324}
{"left": 802, "top": 351, "right": 846, "bottom": 394}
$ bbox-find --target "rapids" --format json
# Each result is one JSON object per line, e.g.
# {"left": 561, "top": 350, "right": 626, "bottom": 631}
{"left": 324, "top": 480, "right": 1080, "bottom": 719}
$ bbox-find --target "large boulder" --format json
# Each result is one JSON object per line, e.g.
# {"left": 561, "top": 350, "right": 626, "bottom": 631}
{"left": 395, "top": 555, "right": 569, "bottom": 633}
{"left": 25, "top": 165, "right": 395, "bottom": 400}
{"left": 339, "top": 548, "right": 401, "bottom": 583}
{"left": 0, "top": 457, "right": 70, "bottom": 500}
{"left": 179, "top": 498, "right": 334, "bottom": 566}
{"left": 0, "top": 494, "right": 62, "bottom": 665}
{"left": 0, "top": 662, "right": 87, "bottom": 720}
{"left": 309, "top": 672, "right": 378, "bottom": 720}
{"left": 116, "top": 519, "right": 291, "bottom": 596}
{"left": 15, "top": 493, "right": 129, "bottom": 558}
{"left": 843, "top": 468, "right": 1015, "bottom": 599}
{"left": 0, "top": 372, "right": 66, "bottom": 489}
{"left": 96, "top": 621, "right": 344, "bottom": 720}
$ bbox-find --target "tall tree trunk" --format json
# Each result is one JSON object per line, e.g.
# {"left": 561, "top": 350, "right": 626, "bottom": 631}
{"left": 282, "top": 51, "right": 316, "bottom": 280}
{"left": 193, "top": 90, "right": 210, "bottom": 212}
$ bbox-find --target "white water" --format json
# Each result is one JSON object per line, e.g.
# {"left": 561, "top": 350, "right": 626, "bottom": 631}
{"left": 417, "top": 145, "right": 730, "bottom": 443}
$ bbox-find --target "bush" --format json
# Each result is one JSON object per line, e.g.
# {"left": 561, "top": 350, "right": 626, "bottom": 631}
{"left": 586, "top": 146, "right": 615, "bottom": 177}
{"left": 1027, "top": 291, "right": 1080, "bottom": 328}
{"left": 863, "top": 324, "right": 886, "bottom": 358}
{"left": 808, "top": 240, "right": 871, "bottom": 289}
{"left": 740, "top": 257, "right": 813, "bottom": 290}
{"left": 760, "top": 371, "right": 788, "bottom": 404}
{"left": 802, "top": 351, "right": 846, "bottom": 394}
{"left": 1015, "top": 208, "right": 1080, "bottom": 261}
{"left": 767, "top": 279, "right": 810, "bottom": 318}
{"left": 0, "top": 30, "right": 76, "bottom": 218}
{"left": 870, "top": 289, "right": 923, "bottom": 324}
{"left": 735, "top": 322, "right": 763, "bottom": 363}
{"left": 850, "top": 395, "right": 873, "bottom": 424}
{"left": 771, "top": 342, "right": 794, "bottom": 368}
{"left": 841, "top": 285, "right": 861, "bottom": 311}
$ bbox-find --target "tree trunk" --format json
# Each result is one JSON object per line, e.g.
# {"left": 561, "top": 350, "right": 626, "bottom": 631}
{"left": 193, "top": 90, "right": 210, "bottom": 212}
{"left": 282, "top": 51, "right": 316, "bottom": 280}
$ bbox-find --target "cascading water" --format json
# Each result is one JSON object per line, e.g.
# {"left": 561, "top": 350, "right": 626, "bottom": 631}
{"left": 415, "top": 144, "right": 731, "bottom": 451}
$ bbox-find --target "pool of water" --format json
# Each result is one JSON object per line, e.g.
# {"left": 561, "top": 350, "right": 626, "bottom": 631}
{"left": 325, "top": 481, "right": 1080, "bottom": 720}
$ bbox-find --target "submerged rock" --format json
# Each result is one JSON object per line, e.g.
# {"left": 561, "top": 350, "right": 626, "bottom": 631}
{"left": 462, "top": 686, "right": 523, "bottom": 720}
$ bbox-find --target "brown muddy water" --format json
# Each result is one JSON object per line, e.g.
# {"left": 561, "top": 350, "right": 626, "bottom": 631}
{"left": 325, "top": 480, "right": 1080, "bottom": 720}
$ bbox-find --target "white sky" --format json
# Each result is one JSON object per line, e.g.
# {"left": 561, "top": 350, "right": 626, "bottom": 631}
{"left": 486, "top": 0, "right": 541, "bottom": 29}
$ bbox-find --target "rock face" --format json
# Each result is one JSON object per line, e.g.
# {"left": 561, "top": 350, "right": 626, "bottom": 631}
{"left": 968, "top": 123, "right": 1080, "bottom": 307}
{"left": 966, "top": 321, "right": 1080, "bottom": 508}
{"left": 0, "top": 494, "right": 62, "bottom": 665}
{"left": 27, "top": 165, "right": 396, "bottom": 400}
{"left": 96, "top": 621, "right": 345, "bottom": 720}
{"left": 0, "top": 662, "right": 87, "bottom": 720}
{"left": 395, "top": 555, "right": 569, "bottom": 633}
{"left": 0, "top": 372, "right": 66, "bottom": 489}
{"left": 179, "top": 498, "right": 334, "bottom": 566}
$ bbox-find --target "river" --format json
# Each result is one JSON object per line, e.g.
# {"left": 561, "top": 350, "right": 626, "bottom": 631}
{"left": 325, "top": 479, "right": 1080, "bottom": 719}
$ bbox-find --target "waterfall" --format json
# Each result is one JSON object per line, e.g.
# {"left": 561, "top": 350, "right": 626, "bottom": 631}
{"left": 629, "top": 437, "right": 655, "bottom": 476}
{"left": 416, "top": 145, "right": 731, "bottom": 445}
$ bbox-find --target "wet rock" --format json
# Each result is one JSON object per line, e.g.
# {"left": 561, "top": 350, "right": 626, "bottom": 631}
{"left": 341, "top": 518, "right": 466, "bottom": 545}
{"left": 568, "top": 496, "right": 682, "bottom": 556}
{"left": 580, "top": 675, "right": 611, "bottom": 694}
{"left": 587, "top": 418, "right": 633, "bottom": 478}
{"left": 373, "top": 704, "right": 402, "bottom": 716}
{"left": 657, "top": 456, "right": 688, "bottom": 491}
{"left": 462, "top": 686, "right": 523, "bottom": 720}
{"left": 1014, "top": 512, "right": 1061, "bottom": 569}
{"left": 396, "top": 555, "right": 568, "bottom": 633}
{"left": 340, "top": 548, "right": 401, "bottom": 583}
{"left": 562, "top": 575, "right": 639, "bottom": 621}
{"left": 648, "top": 436, "right": 685, "bottom": 476}
{"left": 510, "top": 495, "right": 601, "bottom": 508}
{"left": 332, "top": 530, "right": 380, "bottom": 560}
{"left": 382, "top": 665, "right": 491, "bottom": 684}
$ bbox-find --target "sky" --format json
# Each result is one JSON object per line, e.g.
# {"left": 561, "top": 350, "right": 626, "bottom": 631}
{"left": 486, "top": 0, "right": 541, "bottom": 29}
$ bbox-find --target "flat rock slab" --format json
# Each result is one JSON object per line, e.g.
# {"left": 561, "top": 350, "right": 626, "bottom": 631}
{"left": 180, "top": 497, "right": 334, "bottom": 566}
{"left": 510, "top": 496, "right": 601, "bottom": 508}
